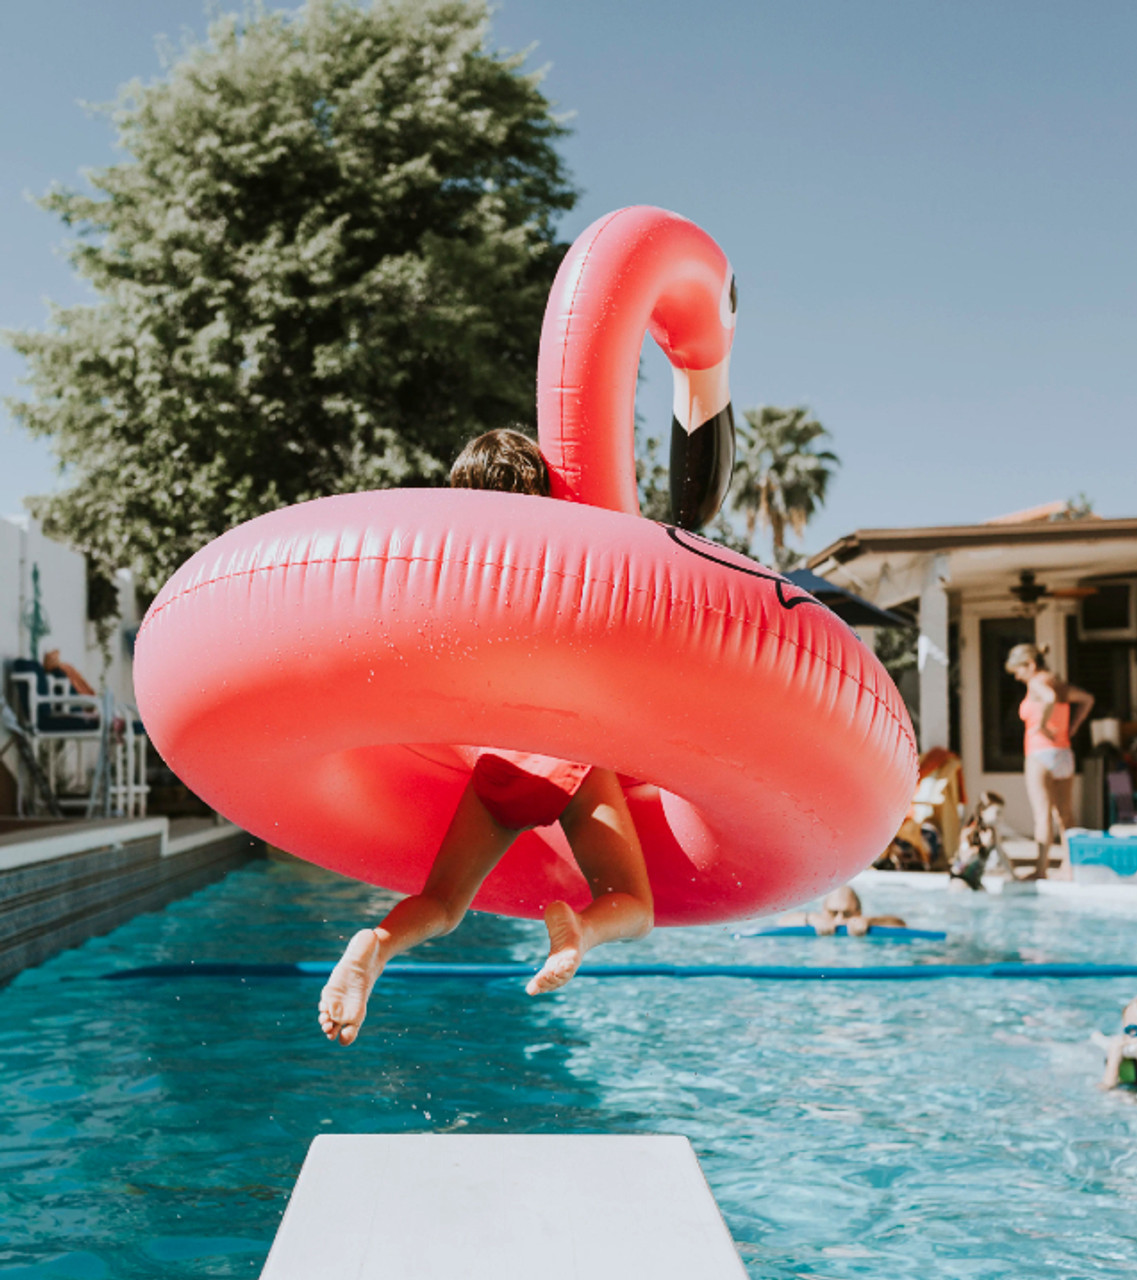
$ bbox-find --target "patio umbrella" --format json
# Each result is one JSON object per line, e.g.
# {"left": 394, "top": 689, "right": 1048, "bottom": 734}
{"left": 784, "top": 568, "right": 910, "bottom": 628}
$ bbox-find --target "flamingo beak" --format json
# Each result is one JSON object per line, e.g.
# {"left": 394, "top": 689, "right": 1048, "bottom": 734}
{"left": 667, "top": 269, "right": 737, "bottom": 530}
{"left": 669, "top": 357, "right": 736, "bottom": 531}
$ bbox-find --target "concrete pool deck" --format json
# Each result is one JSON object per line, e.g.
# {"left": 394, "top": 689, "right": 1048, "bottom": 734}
{"left": 0, "top": 814, "right": 262, "bottom": 982}
{"left": 854, "top": 860, "right": 1137, "bottom": 904}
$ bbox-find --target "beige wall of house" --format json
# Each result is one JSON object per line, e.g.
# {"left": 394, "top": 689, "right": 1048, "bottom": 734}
{"left": 1, "top": 515, "right": 141, "bottom": 775}
{"left": 2, "top": 516, "right": 91, "bottom": 674}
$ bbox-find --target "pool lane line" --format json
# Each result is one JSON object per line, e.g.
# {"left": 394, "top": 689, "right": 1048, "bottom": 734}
{"left": 101, "top": 961, "right": 1137, "bottom": 982}
{"left": 738, "top": 927, "right": 947, "bottom": 941}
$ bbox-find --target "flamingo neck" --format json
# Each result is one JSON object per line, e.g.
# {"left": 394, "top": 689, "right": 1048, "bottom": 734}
{"left": 537, "top": 206, "right": 735, "bottom": 519}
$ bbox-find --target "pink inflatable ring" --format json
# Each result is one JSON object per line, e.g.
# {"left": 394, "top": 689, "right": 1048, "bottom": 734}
{"left": 135, "top": 208, "right": 916, "bottom": 926}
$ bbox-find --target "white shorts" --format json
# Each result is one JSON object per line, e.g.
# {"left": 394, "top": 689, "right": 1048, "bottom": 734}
{"left": 1028, "top": 747, "right": 1075, "bottom": 780}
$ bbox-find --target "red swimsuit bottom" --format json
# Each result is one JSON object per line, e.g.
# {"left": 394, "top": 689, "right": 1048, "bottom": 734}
{"left": 470, "top": 750, "right": 592, "bottom": 830}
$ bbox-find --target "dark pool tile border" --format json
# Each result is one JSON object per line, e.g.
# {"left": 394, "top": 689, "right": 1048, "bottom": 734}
{"left": 0, "top": 826, "right": 263, "bottom": 984}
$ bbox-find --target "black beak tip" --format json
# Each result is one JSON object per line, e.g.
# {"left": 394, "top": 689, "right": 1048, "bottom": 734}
{"left": 669, "top": 405, "right": 735, "bottom": 531}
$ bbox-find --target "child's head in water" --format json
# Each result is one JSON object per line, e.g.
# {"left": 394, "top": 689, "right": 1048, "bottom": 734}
{"left": 823, "top": 886, "right": 862, "bottom": 919}
{"left": 1123, "top": 995, "right": 1137, "bottom": 1033}
{"left": 449, "top": 428, "right": 549, "bottom": 497}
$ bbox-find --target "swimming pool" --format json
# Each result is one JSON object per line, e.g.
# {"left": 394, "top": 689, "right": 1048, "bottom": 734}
{"left": 2, "top": 858, "right": 1136, "bottom": 1278}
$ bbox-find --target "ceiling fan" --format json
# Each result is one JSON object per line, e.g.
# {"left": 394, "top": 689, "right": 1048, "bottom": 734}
{"left": 1009, "top": 570, "right": 1098, "bottom": 607}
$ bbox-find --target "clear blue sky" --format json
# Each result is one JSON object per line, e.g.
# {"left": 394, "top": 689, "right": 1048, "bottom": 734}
{"left": 2, "top": 1, "right": 1134, "bottom": 560}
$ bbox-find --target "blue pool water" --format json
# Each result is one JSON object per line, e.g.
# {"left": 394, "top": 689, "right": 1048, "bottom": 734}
{"left": 2, "top": 859, "right": 1136, "bottom": 1278}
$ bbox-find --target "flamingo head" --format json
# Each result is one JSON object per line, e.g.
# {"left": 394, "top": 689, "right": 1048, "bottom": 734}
{"left": 538, "top": 206, "right": 740, "bottom": 532}
{"left": 660, "top": 266, "right": 737, "bottom": 530}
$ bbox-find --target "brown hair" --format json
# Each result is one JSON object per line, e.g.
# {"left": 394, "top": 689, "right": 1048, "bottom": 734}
{"left": 449, "top": 428, "right": 550, "bottom": 497}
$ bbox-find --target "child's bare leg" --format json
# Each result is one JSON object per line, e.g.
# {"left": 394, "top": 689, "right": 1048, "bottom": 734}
{"left": 527, "top": 768, "right": 653, "bottom": 995}
{"left": 319, "top": 784, "right": 516, "bottom": 1044}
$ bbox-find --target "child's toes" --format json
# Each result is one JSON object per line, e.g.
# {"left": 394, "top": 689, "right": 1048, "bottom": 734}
{"left": 527, "top": 953, "right": 579, "bottom": 995}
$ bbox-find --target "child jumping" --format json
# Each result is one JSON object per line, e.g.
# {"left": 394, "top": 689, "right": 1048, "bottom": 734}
{"left": 318, "top": 429, "right": 655, "bottom": 1046}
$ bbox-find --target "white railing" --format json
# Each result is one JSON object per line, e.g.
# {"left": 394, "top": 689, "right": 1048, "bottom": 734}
{"left": 5, "top": 665, "right": 148, "bottom": 819}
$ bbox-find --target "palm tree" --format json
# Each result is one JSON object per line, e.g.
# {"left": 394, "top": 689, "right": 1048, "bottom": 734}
{"left": 731, "top": 406, "right": 839, "bottom": 569}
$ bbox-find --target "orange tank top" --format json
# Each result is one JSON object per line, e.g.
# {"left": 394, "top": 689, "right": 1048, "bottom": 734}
{"left": 1020, "top": 695, "right": 1071, "bottom": 754}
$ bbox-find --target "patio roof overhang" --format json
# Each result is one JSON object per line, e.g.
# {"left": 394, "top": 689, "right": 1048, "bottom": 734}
{"left": 807, "top": 517, "right": 1137, "bottom": 611}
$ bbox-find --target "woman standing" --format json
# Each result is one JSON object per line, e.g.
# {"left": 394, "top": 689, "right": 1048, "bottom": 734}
{"left": 1005, "top": 643, "right": 1094, "bottom": 880}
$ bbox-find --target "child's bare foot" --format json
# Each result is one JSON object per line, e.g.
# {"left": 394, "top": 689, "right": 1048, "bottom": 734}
{"left": 318, "top": 928, "right": 384, "bottom": 1045}
{"left": 527, "top": 901, "right": 585, "bottom": 995}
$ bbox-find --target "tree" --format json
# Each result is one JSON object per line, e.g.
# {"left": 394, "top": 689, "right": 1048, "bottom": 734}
{"left": 729, "top": 405, "right": 839, "bottom": 570}
{"left": 1060, "top": 493, "right": 1094, "bottom": 520}
{"left": 873, "top": 620, "right": 921, "bottom": 740}
{"left": 5, "top": 0, "right": 575, "bottom": 611}
{"left": 634, "top": 426, "right": 670, "bottom": 522}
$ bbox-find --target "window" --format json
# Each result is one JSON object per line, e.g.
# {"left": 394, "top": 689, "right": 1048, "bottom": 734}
{"left": 1080, "top": 583, "right": 1132, "bottom": 635}
{"left": 980, "top": 617, "right": 1035, "bottom": 773}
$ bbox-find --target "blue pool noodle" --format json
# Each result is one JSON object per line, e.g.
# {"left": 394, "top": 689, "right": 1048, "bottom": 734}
{"left": 103, "top": 961, "right": 1137, "bottom": 982}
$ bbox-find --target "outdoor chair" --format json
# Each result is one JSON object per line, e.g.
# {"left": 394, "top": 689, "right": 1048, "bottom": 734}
{"left": 5, "top": 658, "right": 148, "bottom": 818}
{"left": 908, "top": 748, "right": 965, "bottom": 866}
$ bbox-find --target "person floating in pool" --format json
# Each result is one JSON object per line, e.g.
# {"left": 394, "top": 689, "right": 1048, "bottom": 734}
{"left": 318, "top": 429, "right": 655, "bottom": 1046}
{"left": 1092, "top": 995, "right": 1137, "bottom": 1090}
{"left": 778, "top": 885, "right": 907, "bottom": 936}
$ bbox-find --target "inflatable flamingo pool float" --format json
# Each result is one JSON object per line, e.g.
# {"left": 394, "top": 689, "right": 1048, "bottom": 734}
{"left": 135, "top": 207, "right": 916, "bottom": 926}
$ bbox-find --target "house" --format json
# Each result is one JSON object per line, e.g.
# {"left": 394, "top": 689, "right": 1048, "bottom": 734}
{"left": 808, "top": 503, "right": 1137, "bottom": 838}
{"left": 1, "top": 514, "right": 141, "bottom": 813}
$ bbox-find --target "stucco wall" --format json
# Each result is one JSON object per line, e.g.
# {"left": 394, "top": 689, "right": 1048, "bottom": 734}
{"left": 0, "top": 516, "right": 137, "bottom": 691}
{"left": 1, "top": 516, "right": 89, "bottom": 668}
{"left": 25, "top": 519, "right": 90, "bottom": 672}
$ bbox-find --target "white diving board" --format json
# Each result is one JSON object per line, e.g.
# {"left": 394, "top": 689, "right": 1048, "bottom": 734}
{"left": 260, "top": 1133, "right": 747, "bottom": 1279}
